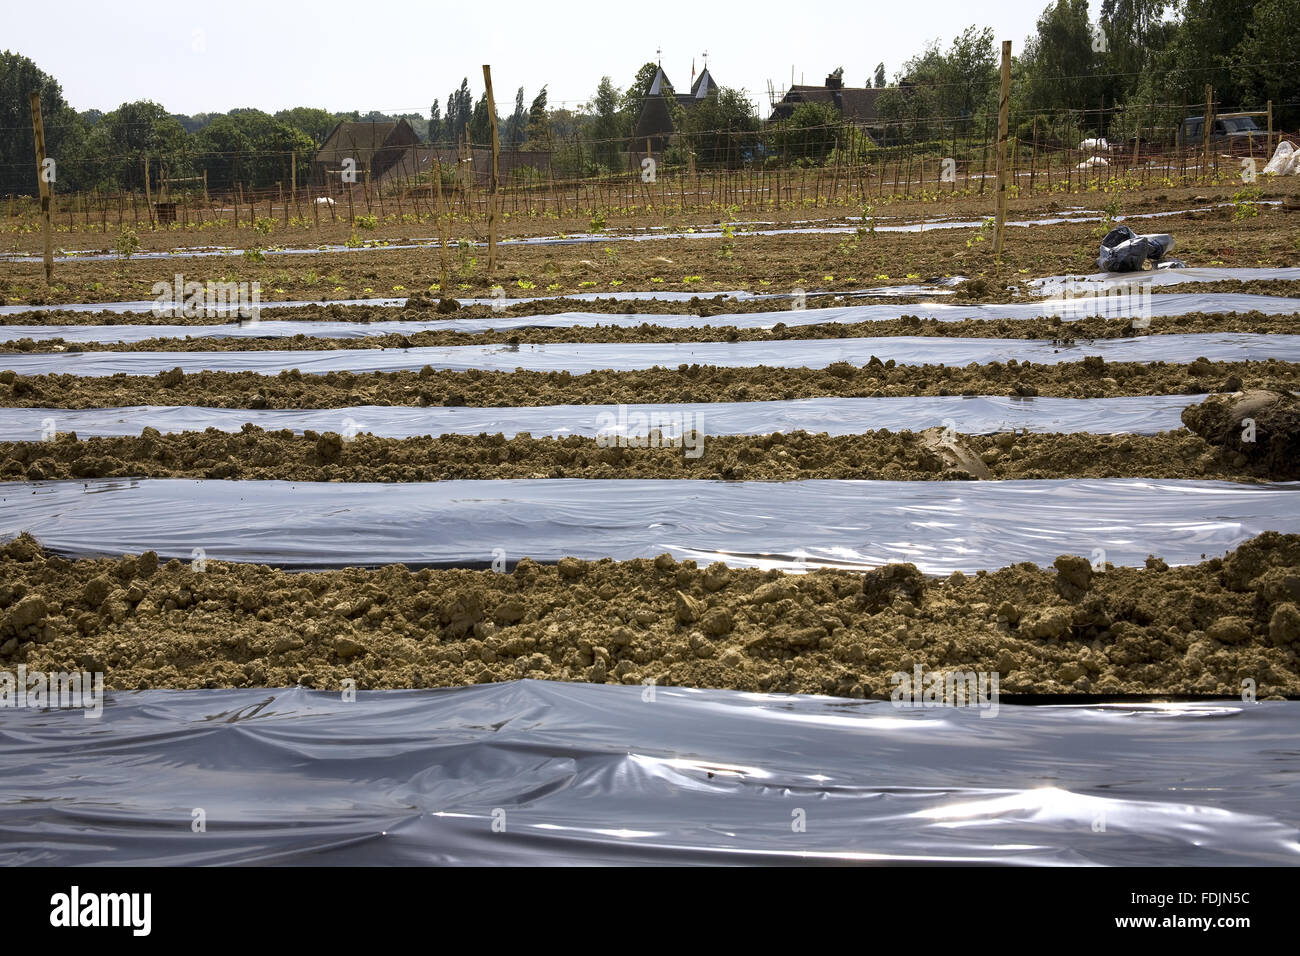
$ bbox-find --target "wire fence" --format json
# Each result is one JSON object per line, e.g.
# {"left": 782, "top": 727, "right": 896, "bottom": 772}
{"left": 3, "top": 106, "right": 1293, "bottom": 237}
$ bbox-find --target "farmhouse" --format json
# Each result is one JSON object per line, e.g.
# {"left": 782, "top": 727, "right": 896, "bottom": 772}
{"left": 768, "top": 71, "right": 883, "bottom": 139}
{"left": 310, "top": 118, "right": 419, "bottom": 187}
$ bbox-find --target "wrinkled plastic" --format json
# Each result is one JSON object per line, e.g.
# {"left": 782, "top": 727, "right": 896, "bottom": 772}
{"left": 1098, "top": 225, "right": 1176, "bottom": 272}
{"left": 0, "top": 682, "right": 1296, "bottom": 865}
{"left": 3, "top": 478, "right": 1296, "bottom": 573}
{"left": 4, "top": 332, "right": 1297, "bottom": 378}
{"left": 0, "top": 204, "right": 1257, "bottom": 268}
{"left": 1030, "top": 266, "right": 1300, "bottom": 294}
{"left": 0, "top": 395, "right": 1200, "bottom": 442}
{"left": 4, "top": 292, "right": 1299, "bottom": 342}
{"left": 1264, "top": 141, "right": 1299, "bottom": 175}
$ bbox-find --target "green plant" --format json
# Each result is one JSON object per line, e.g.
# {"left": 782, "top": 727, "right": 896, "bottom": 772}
{"left": 589, "top": 209, "right": 607, "bottom": 232}
{"left": 253, "top": 217, "right": 275, "bottom": 235}
{"left": 354, "top": 214, "right": 378, "bottom": 230}
{"left": 242, "top": 245, "right": 266, "bottom": 262}
{"left": 115, "top": 226, "right": 140, "bottom": 259}
{"left": 1231, "top": 187, "right": 1261, "bottom": 220}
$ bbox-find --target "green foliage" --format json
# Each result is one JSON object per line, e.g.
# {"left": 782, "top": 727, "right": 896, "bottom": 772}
{"left": 684, "top": 87, "right": 760, "bottom": 167}
{"left": 878, "top": 26, "right": 997, "bottom": 145}
{"left": 0, "top": 51, "right": 89, "bottom": 195}
{"left": 354, "top": 214, "right": 378, "bottom": 230}
{"left": 771, "top": 102, "right": 842, "bottom": 163}
{"left": 272, "top": 107, "right": 343, "bottom": 145}
{"left": 1018, "top": 0, "right": 1102, "bottom": 118}
{"left": 192, "top": 110, "right": 314, "bottom": 192}
{"left": 1231, "top": 186, "right": 1261, "bottom": 220}
{"left": 586, "top": 76, "right": 624, "bottom": 170}
{"left": 115, "top": 225, "right": 140, "bottom": 259}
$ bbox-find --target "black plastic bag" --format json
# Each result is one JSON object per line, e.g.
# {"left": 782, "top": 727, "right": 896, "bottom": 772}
{"left": 1098, "top": 225, "right": 1175, "bottom": 272}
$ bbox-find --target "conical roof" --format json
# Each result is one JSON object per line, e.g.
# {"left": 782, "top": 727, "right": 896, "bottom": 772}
{"left": 647, "top": 66, "right": 671, "bottom": 97}
{"left": 690, "top": 68, "right": 718, "bottom": 99}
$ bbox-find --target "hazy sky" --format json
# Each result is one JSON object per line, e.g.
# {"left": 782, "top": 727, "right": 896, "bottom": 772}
{"left": 8, "top": 0, "right": 1103, "bottom": 118}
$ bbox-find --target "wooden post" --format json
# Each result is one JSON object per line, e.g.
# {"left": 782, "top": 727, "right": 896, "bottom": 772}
{"left": 29, "top": 92, "right": 54, "bottom": 282}
{"left": 144, "top": 154, "right": 155, "bottom": 227}
{"left": 290, "top": 151, "right": 296, "bottom": 215}
{"left": 482, "top": 64, "right": 501, "bottom": 273}
{"left": 992, "top": 40, "right": 1011, "bottom": 260}
{"left": 435, "top": 160, "right": 450, "bottom": 294}
{"left": 1030, "top": 117, "right": 1038, "bottom": 193}
{"left": 1202, "top": 84, "right": 1212, "bottom": 181}
{"left": 1266, "top": 100, "right": 1273, "bottom": 156}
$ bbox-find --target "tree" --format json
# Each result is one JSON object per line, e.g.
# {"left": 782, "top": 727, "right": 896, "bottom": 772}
{"left": 943, "top": 26, "right": 998, "bottom": 135}
{"left": 0, "top": 51, "right": 90, "bottom": 195}
{"left": 1018, "top": 0, "right": 1104, "bottom": 118}
{"left": 526, "top": 85, "right": 550, "bottom": 146}
{"left": 1141, "top": 0, "right": 1257, "bottom": 106}
{"left": 1233, "top": 0, "right": 1300, "bottom": 122}
{"left": 874, "top": 63, "right": 886, "bottom": 88}
{"left": 428, "top": 99, "right": 442, "bottom": 146}
{"left": 468, "top": 92, "right": 497, "bottom": 146}
{"left": 1098, "top": 0, "right": 1170, "bottom": 105}
{"left": 587, "top": 76, "right": 623, "bottom": 169}
{"left": 86, "top": 100, "right": 190, "bottom": 191}
{"left": 273, "top": 107, "right": 341, "bottom": 145}
{"left": 446, "top": 78, "right": 472, "bottom": 145}
{"left": 506, "top": 87, "right": 527, "bottom": 149}
{"left": 685, "top": 87, "right": 759, "bottom": 167}
{"left": 192, "top": 110, "right": 313, "bottom": 191}
{"left": 771, "top": 101, "right": 841, "bottom": 162}
{"left": 877, "top": 79, "right": 940, "bottom": 144}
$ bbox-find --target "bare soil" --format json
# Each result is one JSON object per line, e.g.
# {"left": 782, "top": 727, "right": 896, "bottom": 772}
{"left": 2, "top": 427, "right": 1285, "bottom": 483}
{"left": 3, "top": 197, "right": 1298, "bottom": 307}
{"left": 2, "top": 359, "right": 1294, "bottom": 409}
{"left": 4, "top": 531, "right": 1297, "bottom": 697}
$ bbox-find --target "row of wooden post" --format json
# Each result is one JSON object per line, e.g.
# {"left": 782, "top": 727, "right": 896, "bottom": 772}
{"left": 28, "top": 79, "right": 1288, "bottom": 284}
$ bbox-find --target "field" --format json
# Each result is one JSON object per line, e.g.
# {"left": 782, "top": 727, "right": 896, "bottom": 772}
{"left": 2, "top": 172, "right": 1299, "bottom": 701}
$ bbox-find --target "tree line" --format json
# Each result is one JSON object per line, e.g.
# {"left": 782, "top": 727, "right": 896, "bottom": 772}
{"left": 1, "top": 2, "right": 1294, "bottom": 196}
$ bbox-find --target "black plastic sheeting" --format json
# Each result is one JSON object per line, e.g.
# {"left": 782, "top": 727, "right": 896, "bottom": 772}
{"left": 0, "top": 682, "right": 1296, "bottom": 865}
{"left": 3, "top": 478, "right": 1296, "bottom": 573}
{"left": 0, "top": 395, "right": 1199, "bottom": 442}
{"left": 4, "top": 293, "right": 1298, "bottom": 342}
{"left": 5, "top": 333, "right": 1299, "bottom": 378}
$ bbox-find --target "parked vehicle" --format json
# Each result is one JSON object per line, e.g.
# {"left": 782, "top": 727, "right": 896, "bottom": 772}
{"left": 1176, "top": 114, "right": 1266, "bottom": 152}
